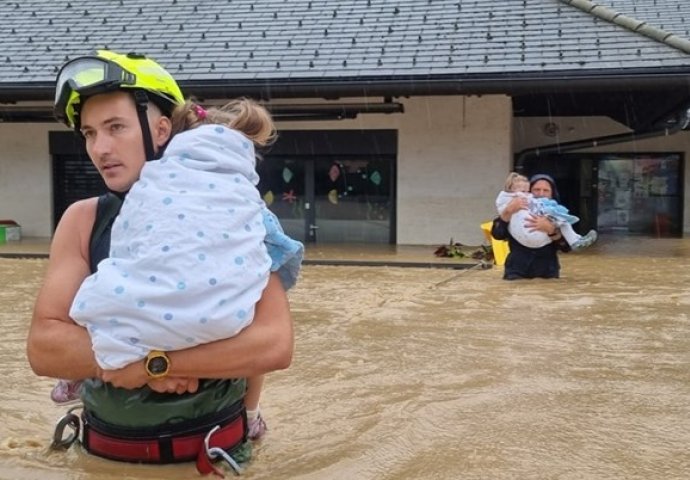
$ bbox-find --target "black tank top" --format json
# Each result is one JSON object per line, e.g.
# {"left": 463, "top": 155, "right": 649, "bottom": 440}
{"left": 89, "top": 193, "right": 123, "bottom": 273}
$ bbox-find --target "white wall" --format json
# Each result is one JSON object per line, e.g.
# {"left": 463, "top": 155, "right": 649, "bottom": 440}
{"left": 515, "top": 116, "right": 690, "bottom": 236}
{"left": 278, "top": 95, "right": 513, "bottom": 245}
{"left": 2, "top": 102, "right": 685, "bottom": 243}
{"left": 0, "top": 123, "right": 55, "bottom": 237}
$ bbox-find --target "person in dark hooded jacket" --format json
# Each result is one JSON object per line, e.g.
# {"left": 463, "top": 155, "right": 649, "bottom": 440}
{"left": 491, "top": 174, "right": 571, "bottom": 280}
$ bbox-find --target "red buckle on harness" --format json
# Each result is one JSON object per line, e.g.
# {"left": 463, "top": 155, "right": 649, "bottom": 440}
{"left": 83, "top": 413, "right": 245, "bottom": 464}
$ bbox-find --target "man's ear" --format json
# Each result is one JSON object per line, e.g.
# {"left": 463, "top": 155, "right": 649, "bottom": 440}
{"left": 153, "top": 115, "right": 173, "bottom": 147}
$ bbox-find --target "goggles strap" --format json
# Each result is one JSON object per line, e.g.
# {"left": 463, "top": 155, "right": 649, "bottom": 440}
{"left": 133, "top": 90, "right": 156, "bottom": 161}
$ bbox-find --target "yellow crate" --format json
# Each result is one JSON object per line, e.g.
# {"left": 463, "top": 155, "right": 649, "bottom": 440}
{"left": 480, "top": 221, "right": 509, "bottom": 266}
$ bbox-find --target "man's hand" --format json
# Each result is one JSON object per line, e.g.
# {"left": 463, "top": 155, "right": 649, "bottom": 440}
{"left": 500, "top": 196, "right": 529, "bottom": 222}
{"left": 524, "top": 214, "right": 556, "bottom": 234}
{"left": 100, "top": 362, "right": 149, "bottom": 390}
{"left": 148, "top": 377, "right": 200, "bottom": 394}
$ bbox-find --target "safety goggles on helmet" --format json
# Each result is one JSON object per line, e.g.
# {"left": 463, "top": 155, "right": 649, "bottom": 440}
{"left": 54, "top": 50, "right": 184, "bottom": 128}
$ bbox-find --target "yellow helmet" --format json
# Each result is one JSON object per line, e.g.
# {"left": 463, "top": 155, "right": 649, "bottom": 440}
{"left": 54, "top": 50, "right": 184, "bottom": 128}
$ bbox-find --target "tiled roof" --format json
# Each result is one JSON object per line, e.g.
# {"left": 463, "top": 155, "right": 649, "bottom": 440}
{"left": 1, "top": 0, "right": 690, "bottom": 89}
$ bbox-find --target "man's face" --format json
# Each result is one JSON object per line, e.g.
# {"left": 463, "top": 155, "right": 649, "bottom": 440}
{"left": 79, "top": 90, "right": 170, "bottom": 192}
{"left": 530, "top": 179, "right": 553, "bottom": 199}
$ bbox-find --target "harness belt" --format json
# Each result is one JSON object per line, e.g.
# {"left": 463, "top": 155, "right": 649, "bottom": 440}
{"left": 81, "top": 400, "right": 247, "bottom": 464}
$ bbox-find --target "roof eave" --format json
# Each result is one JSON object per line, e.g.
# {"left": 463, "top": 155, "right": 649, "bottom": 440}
{"left": 2, "top": 67, "right": 690, "bottom": 103}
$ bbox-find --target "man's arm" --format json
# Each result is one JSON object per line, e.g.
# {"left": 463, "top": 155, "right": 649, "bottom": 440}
{"left": 27, "top": 198, "right": 101, "bottom": 380}
{"left": 101, "top": 272, "right": 294, "bottom": 390}
{"left": 170, "top": 272, "right": 293, "bottom": 378}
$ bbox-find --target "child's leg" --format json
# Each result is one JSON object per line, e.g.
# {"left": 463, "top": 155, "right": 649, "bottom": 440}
{"left": 245, "top": 375, "right": 267, "bottom": 440}
{"left": 558, "top": 223, "right": 582, "bottom": 246}
{"left": 50, "top": 379, "right": 83, "bottom": 405}
{"left": 245, "top": 375, "right": 264, "bottom": 413}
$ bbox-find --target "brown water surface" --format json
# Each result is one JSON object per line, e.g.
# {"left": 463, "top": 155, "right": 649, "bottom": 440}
{"left": 1, "top": 237, "right": 689, "bottom": 479}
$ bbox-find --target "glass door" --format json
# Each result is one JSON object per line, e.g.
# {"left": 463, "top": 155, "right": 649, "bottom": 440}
{"left": 257, "top": 155, "right": 394, "bottom": 243}
{"left": 597, "top": 154, "right": 682, "bottom": 236}
{"left": 312, "top": 156, "right": 393, "bottom": 243}
{"left": 256, "top": 157, "right": 308, "bottom": 242}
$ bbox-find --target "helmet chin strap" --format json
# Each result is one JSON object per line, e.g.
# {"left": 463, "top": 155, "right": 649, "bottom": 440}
{"left": 108, "top": 91, "right": 158, "bottom": 200}
{"left": 132, "top": 90, "right": 156, "bottom": 162}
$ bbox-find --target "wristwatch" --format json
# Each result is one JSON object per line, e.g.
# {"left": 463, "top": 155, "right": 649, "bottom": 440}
{"left": 145, "top": 350, "right": 171, "bottom": 378}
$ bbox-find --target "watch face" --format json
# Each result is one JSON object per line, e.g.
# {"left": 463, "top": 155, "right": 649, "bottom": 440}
{"left": 148, "top": 356, "right": 168, "bottom": 375}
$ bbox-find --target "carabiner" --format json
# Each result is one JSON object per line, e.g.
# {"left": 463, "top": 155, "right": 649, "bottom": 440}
{"left": 204, "top": 425, "right": 243, "bottom": 476}
{"left": 50, "top": 408, "right": 81, "bottom": 451}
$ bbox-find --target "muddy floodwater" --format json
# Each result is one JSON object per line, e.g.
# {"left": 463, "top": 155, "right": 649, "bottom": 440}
{"left": 1, "top": 237, "right": 689, "bottom": 479}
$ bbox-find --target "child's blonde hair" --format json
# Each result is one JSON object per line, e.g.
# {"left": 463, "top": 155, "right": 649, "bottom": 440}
{"left": 170, "top": 98, "right": 277, "bottom": 147}
{"left": 504, "top": 172, "right": 529, "bottom": 192}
